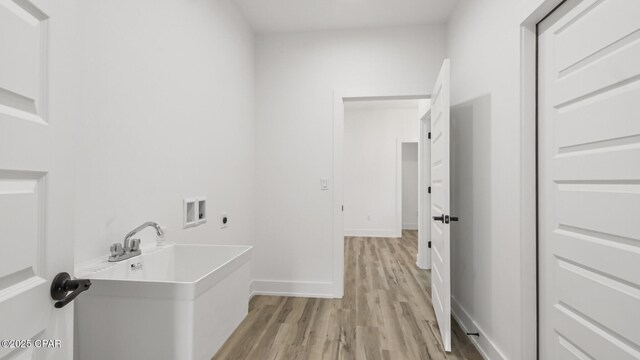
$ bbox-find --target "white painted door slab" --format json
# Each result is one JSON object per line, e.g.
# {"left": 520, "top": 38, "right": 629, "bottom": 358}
{"left": 0, "top": 0, "right": 76, "bottom": 359}
{"left": 430, "top": 59, "right": 451, "bottom": 352}
{"left": 538, "top": 0, "right": 640, "bottom": 358}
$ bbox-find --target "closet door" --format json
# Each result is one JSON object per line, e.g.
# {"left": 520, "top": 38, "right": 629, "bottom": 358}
{"left": 538, "top": 0, "right": 640, "bottom": 358}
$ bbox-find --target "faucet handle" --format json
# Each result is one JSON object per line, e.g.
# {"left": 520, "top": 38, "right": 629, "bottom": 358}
{"left": 130, "top": 239, "right": 141, "bottom": 252}
{"left": 110, "top": 243, "right": 124, "bottom": 257}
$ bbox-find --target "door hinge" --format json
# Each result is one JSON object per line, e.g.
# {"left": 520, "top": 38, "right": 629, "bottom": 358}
{"left": 428, "top": 241, "right": 431, "bottom": 248}
{"left": 428, "top": 186, "right": 431, "bottom": 194}
{"left": 428, "top": 132, "right": 431, "bottom": 140}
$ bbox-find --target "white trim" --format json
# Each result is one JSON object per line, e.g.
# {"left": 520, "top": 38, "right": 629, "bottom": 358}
{"left": 250, "top": 280, "right": 336, "bottom": 299}
{"left": 418, "top": 109, "right": 431, "bottom": 270}
{"left": 452, "top": 297, "right": 508, "bottom": 360}
{"left": 333, "top": 85, "right": 431, "bottom": 299}
{"left": 519, "top": 2, "right": 565, "bottom": 359}
{"left": 344, "top": 229, "right": 401, "bottom": 238}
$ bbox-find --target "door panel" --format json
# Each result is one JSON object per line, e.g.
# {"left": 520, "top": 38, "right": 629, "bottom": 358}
{"left": 555, "top": 148, "right": 640, "bottom": 180}
{"left": 0, "top": 0, "right": 75, "bottom": 359}
{"left": 0, "top": 0, "right": 47, "bottom": 125}
{"left": 555, "top": 83, "right": 640, "bottom": 148}
{"left": 555, "top": 0, "right": 640, "bottom": 72}
{"left": 538, "top": 0, "right": 640, "bottom": 358}
{"left": 430, "top": 59, "right": 451, "bottom": 352}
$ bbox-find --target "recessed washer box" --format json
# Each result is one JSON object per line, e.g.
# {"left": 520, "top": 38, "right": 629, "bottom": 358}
{"left": 184, "top": 197, "right": 206, "bottom": 228}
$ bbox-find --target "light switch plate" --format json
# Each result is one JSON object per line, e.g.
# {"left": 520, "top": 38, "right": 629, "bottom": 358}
{"left": 321, "top": 177, "right": 329, "bottom": 190}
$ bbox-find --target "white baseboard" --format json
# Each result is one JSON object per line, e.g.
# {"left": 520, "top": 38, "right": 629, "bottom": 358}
{"left": 402, "top": 223, "right": 419, "bottom": 230}
{"left": 451, "top": 297, "right": 507, "bottom": 360}
{"left": 251, "top": 280, "right": 337, "bottom": 299}
{"left": 344, "top": 229, "right": 401, "bottom": 238}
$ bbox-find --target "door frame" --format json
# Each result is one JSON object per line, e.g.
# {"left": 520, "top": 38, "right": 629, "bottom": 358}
{"left": 332, "top": 85, "right": 431, "bottom": 298}
{"left": 418, "top": 109, "right": 431, "bottom": 270}
{"left": 519, "top": 1, "right": 565, "bottom": 359}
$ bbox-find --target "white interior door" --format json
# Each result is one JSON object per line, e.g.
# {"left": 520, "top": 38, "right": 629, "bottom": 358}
{"left": 0, "top": 1, "right": 76, "bottom": 359}
{"left": 538, "top": 0, "right": 640, "bottom": 358}
{"left": 430, "top": 59, "right": 451, "bottom": 352}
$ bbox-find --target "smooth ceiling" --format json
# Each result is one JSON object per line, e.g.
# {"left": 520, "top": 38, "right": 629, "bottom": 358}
{"left": 233, "top": 0, "right": 459, "bottom": 33}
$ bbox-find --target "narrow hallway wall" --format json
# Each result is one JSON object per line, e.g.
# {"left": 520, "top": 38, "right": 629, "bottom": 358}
{"left": 446, "top": 0, "right": 550, "bottom": 358}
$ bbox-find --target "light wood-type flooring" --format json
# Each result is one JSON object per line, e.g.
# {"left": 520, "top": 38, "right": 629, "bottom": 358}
{"left": 213, "top": 230, "right": 482, "bottom": 360}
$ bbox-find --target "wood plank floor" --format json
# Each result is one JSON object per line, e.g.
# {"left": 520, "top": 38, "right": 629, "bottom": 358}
{"left": 213, "top": 231, "right": 482, "bottom": 360}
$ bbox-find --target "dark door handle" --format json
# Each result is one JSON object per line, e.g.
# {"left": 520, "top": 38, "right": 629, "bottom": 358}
{"left": 50, "top": 272, "right": 91, "bottom": 309}
{"left": 433, "top": 215, "right": 459, "bottom": 224}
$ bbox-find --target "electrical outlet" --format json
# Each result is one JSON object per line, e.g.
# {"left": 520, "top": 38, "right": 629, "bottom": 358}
{"left": 220, "top": 213, "right": 229, "bottom": 229}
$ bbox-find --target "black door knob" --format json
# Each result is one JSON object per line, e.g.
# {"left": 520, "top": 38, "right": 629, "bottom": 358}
{"left": 50, "top": 272, "right": 92, "bottom": 309}
{"left": 433, "top": 215, "right": 445, "bottom": 223}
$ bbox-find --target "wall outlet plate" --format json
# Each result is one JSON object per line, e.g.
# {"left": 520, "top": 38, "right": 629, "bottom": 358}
{"left": 220, "top": 213, "right": 228, "bottom": 229}
{"left": 320, "top": 177, "right": 329, "bottom": 190}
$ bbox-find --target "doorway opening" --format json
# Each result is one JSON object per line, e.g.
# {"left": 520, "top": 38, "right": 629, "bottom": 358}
{"left": 401, "top": 142, "right": 419, "bottom": 233}
{"left": 331, "top": 86, "right": 432, "bottom": 300}
{"left": 341, "top": 97, "right": 432, "bottom": 275}
{"left": 331, "top": 61, "right": 473, "bottom": 355}
{"left": 341, "top": 98, "right": 426, "bottom": 294}
{"left": 342, "top": 99, "right": 423, "bottom": 239}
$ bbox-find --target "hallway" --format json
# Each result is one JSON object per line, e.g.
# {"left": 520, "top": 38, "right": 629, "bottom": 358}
{"left": 214, "top": 231, "right": 481, "bottom": 359}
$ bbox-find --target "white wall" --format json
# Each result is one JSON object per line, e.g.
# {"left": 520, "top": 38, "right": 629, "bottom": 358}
{"left": 73, "top": 0, "right": 255, "bottom": 264}
{"left": 446, "top": 0, "right": 547, "bottom": 359}
{"left": 343, "top": 103, "right": 419, "bottom": 237}
{"left": 254, "top": 25, "right": 446, "bottom": 296}
{"left": 402, "top": 142, "right": 419, "bottom": 230}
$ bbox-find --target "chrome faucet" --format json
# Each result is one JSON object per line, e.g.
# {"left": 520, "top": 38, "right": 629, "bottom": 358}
{"left": 109, "top": 222, "right": 165, "bottom": 262}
